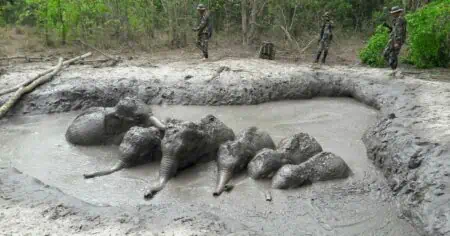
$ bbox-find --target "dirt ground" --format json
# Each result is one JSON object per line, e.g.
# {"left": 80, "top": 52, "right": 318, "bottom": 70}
{"left": 1, "top": 27, "right": 448, "bottom": 83}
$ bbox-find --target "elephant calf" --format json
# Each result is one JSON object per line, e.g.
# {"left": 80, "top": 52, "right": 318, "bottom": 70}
{"left": 66, "top": 97, "right": 165, "bottom": 146}
{"left": 247, "top": 148, "right": 292, "bottom": 179}
{"left": 83, "top": 126, "right": 162, "bottom": 179}
{"left": 248, "top": 132, "right": 323, "bottom": 180}
{"left": 272, "top": 152, "right": 351, "bottom": 189}
{"left": 144, "top": 115, "right": 235, "bottom": 199}
{"left": 214, "top": 127, "right": 276, "bottom": 196}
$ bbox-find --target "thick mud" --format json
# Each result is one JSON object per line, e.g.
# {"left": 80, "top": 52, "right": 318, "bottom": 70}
{"left": 0, "top": 98, "right": 420, "bottom": 235}
{"left": 1, "top": 58, "right": 449, "bottom": 235}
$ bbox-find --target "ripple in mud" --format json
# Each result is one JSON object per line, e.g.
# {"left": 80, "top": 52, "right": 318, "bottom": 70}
{"left": 0, "top": 98, "right": 419, "bottom": 236}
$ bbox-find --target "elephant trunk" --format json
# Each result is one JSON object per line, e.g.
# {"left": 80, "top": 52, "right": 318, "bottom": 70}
{"left": 144, "top": 155, "right": 177, "bottom": 199}
{"left": 150, "top": 116, "right": 166, "bottom": 130}
{"left": 213, "top": 169, "right": 233, "bottom": 197}
{"left": 83, "top": 161, "right": 126, "bottom": 179}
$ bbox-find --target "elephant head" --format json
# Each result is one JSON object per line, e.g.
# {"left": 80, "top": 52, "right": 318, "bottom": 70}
{"left": 83, "top": 126, "right": 162, "bottom": 179}
{"left": 144, "top": 115, "right": 235, "bottom": 199}
{"left": 66, "top": 97, "right": 165, "bottom": 146}
{"left": 213, "top": 127, "right": 275, "bottom": 196}
{"left": 105, "top": 97, "right": 166, "bottom": 134}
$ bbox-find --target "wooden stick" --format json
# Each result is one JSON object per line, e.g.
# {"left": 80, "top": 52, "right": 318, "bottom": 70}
{"left": 279, "top": 25, "right": 302, "bottom": 53}
{"left": 76, "top": 39, "right": 118, "bottom": 62}
{"left": 0, "top": 58, "right": 63, "bottom": 118}
{"left": 0, "top": 56, "right": 45, "bottom": 61}
{"left": 208, "top": 66, "right": 230, "bottom": 82}
{"left": 0, "top": 52, "right": 92, "bottom": 96}
{"left": 300, "top": 36, "right": 319, "bottom": 54}
{"left": 74, "top": 59, "right": 111, "bottom": 65}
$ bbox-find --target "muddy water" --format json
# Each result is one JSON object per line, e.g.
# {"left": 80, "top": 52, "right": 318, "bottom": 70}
{"left": 0, "top": 98, "right": 419, "bottom": 236}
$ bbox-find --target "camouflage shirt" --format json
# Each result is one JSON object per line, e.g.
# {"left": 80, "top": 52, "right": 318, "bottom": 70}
{"left": 195, "top": 12, "right": 210, "bottom": 35}
{"left": 320, "top": 20, "right": 333, "bottom": 41}
{"left": 391, "top": 16, "right": 407, "bottom": 45}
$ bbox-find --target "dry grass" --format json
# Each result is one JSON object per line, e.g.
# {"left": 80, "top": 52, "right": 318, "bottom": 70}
{"left": 0, "top": 26, "right": 367, "bottom": 66}
{"left": 0, "top": 26, "right": 46, "bottom": 57}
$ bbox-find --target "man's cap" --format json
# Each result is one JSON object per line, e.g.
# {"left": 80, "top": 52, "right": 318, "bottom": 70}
{"left": 197, "top": 4, "right": 206, "bottom": 10}
{"left": 390, "top": 6, "right": 404, "bottom": 14}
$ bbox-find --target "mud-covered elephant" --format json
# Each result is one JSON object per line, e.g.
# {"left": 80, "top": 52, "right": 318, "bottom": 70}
{"left": 272, "top": 152, "right": 351, "bottom": 189}
{"left": 214, "top": 127, "right": 275, "bottom": 196}
{"left": 83, "top": 126, "right": 163, "bottom": 179}
{"left": 65, "top": 97, "right": 165, "bottom": 146}
{"left": 144, "top": 114, "right": 235, "bottom": 199}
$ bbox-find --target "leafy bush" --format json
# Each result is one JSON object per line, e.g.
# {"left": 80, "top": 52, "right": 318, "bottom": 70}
{"left": 406, "top": 0, "right": 450, "bottom": 68}
{"left": 359, "top": 25, "right": 389, "bottom": 67}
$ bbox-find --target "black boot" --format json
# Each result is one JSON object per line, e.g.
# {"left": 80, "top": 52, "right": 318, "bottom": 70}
{"left": 390, "top": 55, "right": 398, "bottom": 70}
{"left": 321, "top": 51, "right": 328, "bottom": 64}
{"left": 314, "top": 52, "right": 321, "bottom": 63}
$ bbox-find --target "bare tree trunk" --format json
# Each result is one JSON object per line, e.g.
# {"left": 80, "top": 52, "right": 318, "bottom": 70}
{"left": 57, "top": 0, "right": 66, "bottom": 45}
{"left": 247, "top": 0, "right": 258, "bottom": 44}
{"left": 241, "top": 0, "right": 248, "bottom": 45}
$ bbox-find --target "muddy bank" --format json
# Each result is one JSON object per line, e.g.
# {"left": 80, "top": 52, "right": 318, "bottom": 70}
{"left": 1, "top": 59, "right": 450, "bottom": 235}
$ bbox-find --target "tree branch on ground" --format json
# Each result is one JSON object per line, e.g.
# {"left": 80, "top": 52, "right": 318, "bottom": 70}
{"left": 0, "top": 52, "right": 92, "bottom": 96}
{"left": 0, "top": 58, "right": 63, "bottom": 119}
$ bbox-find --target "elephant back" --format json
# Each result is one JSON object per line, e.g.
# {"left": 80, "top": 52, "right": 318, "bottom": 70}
{"left": 66, "top": 111, "right": 108, "bottom": 145}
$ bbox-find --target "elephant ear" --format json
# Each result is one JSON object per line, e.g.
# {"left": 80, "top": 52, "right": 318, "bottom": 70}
{"left": 104, "top": 113, "right": 123, "bottom": 135}
{"left": 181, "top": 126, "right": 204, "bottom": 142}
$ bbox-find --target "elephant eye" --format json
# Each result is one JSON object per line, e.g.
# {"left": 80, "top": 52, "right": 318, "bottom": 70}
{"left": 209, "top": 116, "right": 215, "bottom": 122}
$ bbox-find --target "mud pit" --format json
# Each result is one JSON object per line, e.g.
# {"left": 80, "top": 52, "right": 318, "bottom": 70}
{"left": 1, "top": 58, "right": 449, "bottom": 235}
{"left": 1, "top": 98, "right": 420, "bottom": 235}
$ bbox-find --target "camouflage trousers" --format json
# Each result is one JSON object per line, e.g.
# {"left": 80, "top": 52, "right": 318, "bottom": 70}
{"left": 196, "top": 33, "right": 209, "bottom": 58}
{"left": 315, "top": 39, "right": 330, "bottom": 63}
{"left": 383, "top": 40, "right": 402, "bottom": 70}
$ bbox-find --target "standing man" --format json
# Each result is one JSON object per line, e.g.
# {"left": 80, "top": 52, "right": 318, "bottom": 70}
{"left": 193, "top": 4, "right": 210, "bottom": 60}
{"left": 314, "top": 12, "right": 333, "bottom": 64}
{"left": 383, "top": 6, "right": 407, "bottom": 71}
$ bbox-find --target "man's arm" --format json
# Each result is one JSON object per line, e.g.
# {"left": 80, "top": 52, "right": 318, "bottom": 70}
{"left": 319, "top": 24, "right": 325, "bottom": 42}
{"left": 198, "top": 15, "right": 209, "bottom": 32}
{"left": 193, "top": 15, "right": 208, "bottom": 32}
{"left": 382, "top": 22, "right": 393, "bottom": 32}
{"left": 395, "top": 18, "right": 407, "bottom": 46}
{"left": 329, "top": 23, "right": 333, "bottom": 41}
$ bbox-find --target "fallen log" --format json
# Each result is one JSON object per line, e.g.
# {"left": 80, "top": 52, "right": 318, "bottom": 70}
{"left": 76, "top": 59, "right": 111, "bottom": 64}
{"left": 0, "top": 58, "right": 63, "bottom": 119}
{"left": 0, "top": 56, "right": 49, "bottom": 62}
{"left": 0, "top": 52, "right": 92, "bottom": 96}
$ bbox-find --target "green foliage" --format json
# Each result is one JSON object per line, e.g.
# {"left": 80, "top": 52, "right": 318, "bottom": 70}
{"left": 405, "top": 0, "right": 450, "bottom": 68}
{"left": 0, "top": 0, "right": 29, "bottom": 26}
{"left": 0, "top": 0, "right": 447, "bottom": 69}
{"left": 359, "top": 25, "right": 390, "bottom": 67}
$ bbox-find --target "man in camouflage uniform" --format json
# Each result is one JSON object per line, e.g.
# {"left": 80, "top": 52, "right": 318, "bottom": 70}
{"left": 193, "top": 4, "right": 210, "bottom": 60}
{"left": 383, "top": 6, "right": 407, "bottom": 70}
{"left": 314, "top": 12, "right": 333, "bottom": 64}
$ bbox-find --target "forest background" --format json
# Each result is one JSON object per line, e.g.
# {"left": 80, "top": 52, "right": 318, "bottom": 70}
{"left": 0, "top": 0, "right": 448, "bottom": 68}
